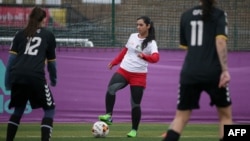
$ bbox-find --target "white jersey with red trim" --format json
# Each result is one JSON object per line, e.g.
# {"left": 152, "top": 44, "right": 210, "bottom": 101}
{"left": 120, "top": 33, "right": 158, "bottom": 73}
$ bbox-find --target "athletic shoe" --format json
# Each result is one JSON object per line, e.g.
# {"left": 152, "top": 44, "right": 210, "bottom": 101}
{"left": 98, "top": 114, "right": 113, "bottom": 125}
{"left": 127, "top": 129, "right": 137, "bottom": 137}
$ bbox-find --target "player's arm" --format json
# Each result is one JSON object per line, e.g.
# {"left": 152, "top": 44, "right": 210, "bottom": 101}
{"left": 216, "top": 12, "right": 229, "bottom": 72}
{"left": 138, "top": 41, "right": 159, "bottom": 63}
{"left": 216, "top": 36, "right": 228, "bottom": 72}
{"left": 216, "top": 12, "right": 230, "bottom": 88}
{"left": 108, "top": 47, "right": 127, "bottom": 69}
{"left": 5, "top": 52, "right": 17, "bottom": 90}
{"left": 138, "top": 52, "right": 159, "bottom": 63}
{"left": 47, "top": 32, "right": 57, "bottom": 86}
{"left": 216, "top": 11, "right": 229, "bottom": 72}
{"left": 5, "top": 33, "right": 19, "bottom": 90}
{"left": 216, "top": 36, "right": 230, "bottom": 88}
{"left": 47, "top": 60, "right": 57, "bottom": 86}
{"left": 179, "top": 13, "right": 188, "bottom": 50}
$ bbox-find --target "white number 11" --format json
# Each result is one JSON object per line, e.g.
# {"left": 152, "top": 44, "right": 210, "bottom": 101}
{"left": 190, "top": 20, "right": 203, "bottom": 46}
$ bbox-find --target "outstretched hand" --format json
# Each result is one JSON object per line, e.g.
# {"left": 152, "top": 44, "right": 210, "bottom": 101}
{"left": 218, "top": 70, "right": 230, "bottom": 88}
{"left": 108, "top": 63, "right": 114, "bottom": 70}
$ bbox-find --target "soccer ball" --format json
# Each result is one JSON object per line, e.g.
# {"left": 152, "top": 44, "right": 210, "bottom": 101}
{"left": 91, "top": 121, "right": 109, "bottom": 138}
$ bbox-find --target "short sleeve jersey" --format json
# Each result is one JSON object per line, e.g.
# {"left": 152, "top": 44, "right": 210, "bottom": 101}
{"left": 120, "top": 33, "right": 158, "bottom": 73}
{"left": 10, "top": 28, "right": 56, "bottom": 80}
{"left": 179, "top": 5, "right": 228, "bottom": 84}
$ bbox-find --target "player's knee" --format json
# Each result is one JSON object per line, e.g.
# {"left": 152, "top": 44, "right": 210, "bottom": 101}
{"left": 9, "top": 114, "right": 22, "bottom": 125}
{"left": 107, "top": 84, "right": 120, "bottom": 95}
{"left": 107, "top": 89, "right": 115, "bottom": 95}
{"left": 131, "top": 102, "right": 140, "bottom": 109}
{"left": 44, "top": 108, "right": 55, "bottom": 119}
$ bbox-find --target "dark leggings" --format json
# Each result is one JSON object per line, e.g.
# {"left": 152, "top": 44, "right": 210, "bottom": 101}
{"left": 105, "top": 73, "right": 144, "bottom": 130}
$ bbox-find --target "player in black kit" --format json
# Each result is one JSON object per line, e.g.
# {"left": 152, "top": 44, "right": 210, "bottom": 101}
{"left": 162, "top": 0, "right": 233, "bottom": 141}
{"left": 5, "top": 7, "right": 57, "bottom": 141}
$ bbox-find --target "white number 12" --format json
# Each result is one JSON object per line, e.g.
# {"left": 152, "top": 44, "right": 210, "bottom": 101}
{"left": 24, "top": 37, "right": 41, "bottom": 55}
{"left": 190, "top": 20, "right": 203, "bottom": 46}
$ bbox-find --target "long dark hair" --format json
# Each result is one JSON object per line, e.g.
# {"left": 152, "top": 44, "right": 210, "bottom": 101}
{"left": 137, "top": 16, "right": 156, "bottom": 49}
{"left": 24, "top": 6, "right": 46, "bottom": 37}
{"left": 200, "top": 0, "right": 216, "bottom": 21}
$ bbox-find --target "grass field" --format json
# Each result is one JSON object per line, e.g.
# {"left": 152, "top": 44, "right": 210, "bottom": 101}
{"left": 0, "top": 122, "right": 219, "bottom": 141}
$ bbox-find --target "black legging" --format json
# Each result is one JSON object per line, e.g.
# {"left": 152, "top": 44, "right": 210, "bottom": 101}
{"left": 105, "top": 72, "right": 144, "bottom": 130}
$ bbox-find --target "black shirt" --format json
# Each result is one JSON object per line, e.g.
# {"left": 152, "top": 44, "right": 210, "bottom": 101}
{"left": 10, "top": 28, "right": 56, "bottom": 83}
{"left": 179, "top": 5, "right": 228, "bottom": 84}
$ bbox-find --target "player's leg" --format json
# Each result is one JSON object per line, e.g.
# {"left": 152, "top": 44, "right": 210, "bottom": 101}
{"left": 40, "top": 84, "right": 55, "bottom": 141}
{"left": 99, "top": 73, "right": 128, "bottom": 125}
{"left": 127, "top": 85, "right": 144, "bottom": 137}
{"left": 162, "top": 83, "right": 202, "bottom": 141}
{"left": 41, "top": 108, "right": 55, "bottom": 141}
{"left": 6, "top": 107, "right": 26, "bottom": 141}
{"left": 30, "top": 79, "right": 56, "bottom": 141}
{"left": 162, "top": 110, "right": 192, "bottom": 141}
{"left": 217, "top": 106, "right": 233, "bottom": 141}
{"left": 6, "top": 84, "right": 28, "bottom": 141}
{"left": 206, "top": 84, "right": 233, "bottom": 141}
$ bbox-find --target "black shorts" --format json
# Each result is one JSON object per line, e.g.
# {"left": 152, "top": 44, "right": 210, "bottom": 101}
{"left": 177, "top": 83, "right": 232, "bottom": 110}
{"left": 9, "top": 80, "right": 55, "bottom": 110}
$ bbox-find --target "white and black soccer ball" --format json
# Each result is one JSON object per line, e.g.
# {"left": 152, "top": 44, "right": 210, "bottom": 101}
{"left": 91, "top": 121, "right": 109, "bottom": 138}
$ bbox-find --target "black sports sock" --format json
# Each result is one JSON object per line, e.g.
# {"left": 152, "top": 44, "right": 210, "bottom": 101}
{"left": 6, "top": 115, "right": 21, "bottom": 141}
{"left": 162, "top": 129, "right": 180, "bottom": 141}
{"left": 41, "top": 117, "right": 53, "bottom": 141}
{"left": 219, "top": 138, "right": 223, "bottom": 141}
{"left": 131, "top": 107, "right": 141, "bottom": 130}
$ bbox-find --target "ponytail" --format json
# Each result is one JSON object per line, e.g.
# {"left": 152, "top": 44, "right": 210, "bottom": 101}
{"left": 24, "top": 7, "right": 46, "bottom": 37}
{"left": 200, "top": 0, "right": 216, "bottom": 21}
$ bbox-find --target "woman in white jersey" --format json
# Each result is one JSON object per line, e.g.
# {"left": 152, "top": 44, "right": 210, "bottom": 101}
{"left": 98, "top": 16, "right": 159, "bottom": 137}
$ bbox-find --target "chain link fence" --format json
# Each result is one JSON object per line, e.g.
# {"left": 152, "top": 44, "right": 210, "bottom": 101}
{"left": 0, "top": 0, "right": 249, "bottom": 50}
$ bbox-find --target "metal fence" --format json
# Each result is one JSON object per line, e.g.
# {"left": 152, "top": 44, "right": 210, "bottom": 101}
{"left": 0, "top": 0, "right": 249, "bottom": 50}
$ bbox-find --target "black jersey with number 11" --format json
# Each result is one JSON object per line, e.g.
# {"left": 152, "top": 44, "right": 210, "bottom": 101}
{"left": 179, "top": 5, "right": 228, "bottom": 84}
